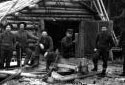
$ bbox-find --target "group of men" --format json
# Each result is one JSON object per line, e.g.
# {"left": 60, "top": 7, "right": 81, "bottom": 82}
{"left": 3, "top": 21, "right": 125, "bottom": 77}
{"left": 0, "top": 22, "right": 75, "bottom": 71}
{"left": 0, "top": 22, "right": 54, "bottom": 70}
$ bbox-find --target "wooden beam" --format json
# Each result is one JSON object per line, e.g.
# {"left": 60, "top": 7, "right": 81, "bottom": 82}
{"left": 7, "top": 16, "right": 39, "bottom": 21}
{"left": 22, "top": 7, "right": 87, "bottom": 12}
{"left": 18, "top": 17, "right": 92, "bottom": 21}
{"left": 40, "top": 19, "right": 44, "bottom": 31}
{"left": 0, "top": 70, "right": 42, "bottom": 78}
{"left": 20, "top": 14, "right": 93, "bottom": 18}
{"left": 21, "top": 9, "right": 90, "bottom": 14}
{"left": 38, "top": 4, "right": 81, "bottom": 9}
{"left": 7, "top": 20, "right": 39, "bottom": 24}
{"left": 51, "top": 71, "right": 99, "bottom": 81}
{"left": 43, "top": 0, "right": 92, "bottom": 2}
{"left": 57, "top": 64, "right": 78, "bottom": 70}
{"left": 45, "top": 1, "right": 79, "bottom": 7}
{"left": 51, "top": 71, "right": 78, "bottom": 81}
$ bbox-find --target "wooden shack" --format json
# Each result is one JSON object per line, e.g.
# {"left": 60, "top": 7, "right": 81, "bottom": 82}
{"left": 5, "top": 0, "right": 111, "bottom": 57}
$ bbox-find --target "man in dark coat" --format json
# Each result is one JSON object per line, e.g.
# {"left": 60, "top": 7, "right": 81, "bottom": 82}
{"left": 61, "top": 29, "right": 75, "bottom": 59}
{"left": 16, "top": 22, "right": 38, "bottom": 67}
{"left": 34, "top": 30, "right": 54, "bottom": 69}
{"left": 0, "top": 23, "right": 15, "bottom": 69}
{"left": 92, "top": 26, "right": 114, "bottom": 76}
{"left": 119, "top": 30, "right": 125, "bottom": 76}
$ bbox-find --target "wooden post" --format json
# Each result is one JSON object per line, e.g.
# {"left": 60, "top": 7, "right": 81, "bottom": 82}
{"left": 78, "top": 21, "right": 85, "bottom": 58}
{"left": 75, "top": 33, "right": 79, "bottom": 57}
{"left": 40, "top": 19, "right": 45, "bottom": 31}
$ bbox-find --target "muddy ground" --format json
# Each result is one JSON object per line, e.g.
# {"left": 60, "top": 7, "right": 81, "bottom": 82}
{"left": 1, "top": 58, "right": 125, "bottom": 85}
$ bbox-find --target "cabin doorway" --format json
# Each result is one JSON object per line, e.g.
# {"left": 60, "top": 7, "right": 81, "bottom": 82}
{"left": 45, "top": 20, "right": 79, "bottom": 51}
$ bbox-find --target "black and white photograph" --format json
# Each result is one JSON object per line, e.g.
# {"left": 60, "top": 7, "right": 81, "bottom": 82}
{"left": 0, "top": 0, "right": 124, "bottom": 85}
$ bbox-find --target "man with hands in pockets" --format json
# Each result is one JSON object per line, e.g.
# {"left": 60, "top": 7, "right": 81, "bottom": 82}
{"left": 92, "top": 26, "right": 114, "bottom": 77}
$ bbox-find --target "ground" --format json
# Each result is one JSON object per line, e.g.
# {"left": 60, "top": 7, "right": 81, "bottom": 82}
{"left": 1, "top": 58, "right": 125, "bottom": 85}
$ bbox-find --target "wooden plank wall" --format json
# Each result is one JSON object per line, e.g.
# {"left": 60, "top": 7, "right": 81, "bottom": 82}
{"left": 6, "top": 0, "right": 95, "bottom": 30}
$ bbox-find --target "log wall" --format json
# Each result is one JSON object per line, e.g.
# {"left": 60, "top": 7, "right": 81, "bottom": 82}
{"left": 6, "top": 0, "right": 96, "bottom": 30}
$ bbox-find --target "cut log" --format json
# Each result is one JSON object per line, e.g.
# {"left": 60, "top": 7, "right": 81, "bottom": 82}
{"left": 51, "top": 71, "right": 100, "bottom": 81}
{"left": 0, "top": 70, "right": 43, "bottom": 78}
{"left": 51, "top": 71, "right": 77, "bottom": 81}
{"left": 45, "top": 1, "right": 80, "bottom": 7}
{"left": 28, "top": 7, "right": 87, "bottom": 11}
{"left": 57, "top": 64, "right": 78, "bottom": 70}
{"left": 21, "top": 9, "right": 90, "bottom": 15}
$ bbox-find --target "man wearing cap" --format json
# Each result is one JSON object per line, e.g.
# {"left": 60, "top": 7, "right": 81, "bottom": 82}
{"left": 15, "top": 22, "right": 38, "bottom": 67}
{"left": 92, "top": 26, "right": 114, "bottom": 77}
{"left": 61, "top": 29, "right": 75, "bottom": 59}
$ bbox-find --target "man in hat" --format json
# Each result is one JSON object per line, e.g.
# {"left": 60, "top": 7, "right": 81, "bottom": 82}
{"left": 61, "top": 29, "right": 75, "bottom": 59}
{"left": 92, "top": 26, "right": 114, "bottom": 77}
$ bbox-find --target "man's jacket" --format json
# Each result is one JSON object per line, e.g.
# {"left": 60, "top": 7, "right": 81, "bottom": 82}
{"left": 0, "top": 31, "right": 15, "bottom": 49}
{"left": 16, "top": 30, "right": 38, "bottom": 48}
{"left": 61, "top": 36, "right": 75, "bottom": 58}
{"left": 95, "top": 32, "right": 114, "bottom": 50}
{"left": 39, "top": 36, "right": 53, "bottom": 52}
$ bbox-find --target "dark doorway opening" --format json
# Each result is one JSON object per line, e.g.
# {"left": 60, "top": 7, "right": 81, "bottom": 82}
{"left": 45, "top": 20, "right": 79, "bottom": 51}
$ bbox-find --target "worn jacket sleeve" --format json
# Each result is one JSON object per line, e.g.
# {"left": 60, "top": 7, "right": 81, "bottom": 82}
{"left": 47, "top": 36, "right": 53, "bottom": 52}
{"left": 12, "top": 33, "right": 16, "bottom": 49}
{"left": 27, "top": 31, "right": 38, "bottom": 40}
{"left": 95, "top": 34, "right": 99, "bottom": 49}
{"left": 0, "top": 33, "right": 3, "bottom": 44}
{"left": 61, "top": 38, "right": 65, "bottom": 55}
{"left": 109, "top": 34, "right": 115, "bottom": 49}
{"left": 119, "top": 32, "right": 123, "bottom": 47}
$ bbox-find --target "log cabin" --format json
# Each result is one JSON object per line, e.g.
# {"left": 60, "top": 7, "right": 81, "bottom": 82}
{"left": 1, "top": 0, "right": 113, "bottom": 57}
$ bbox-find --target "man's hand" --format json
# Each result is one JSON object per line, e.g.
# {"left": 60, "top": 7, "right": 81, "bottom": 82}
{"left": 44, "top": 52, "right": 48, "bottom": 57}
{"left": 40, "top": 43, "right": 44, "bottom": 49}
{"left": 13, "top": 51, "right": 17, "bottom": 55}
{"left": 94, "top": 48, "right": 97, "bottom": 52}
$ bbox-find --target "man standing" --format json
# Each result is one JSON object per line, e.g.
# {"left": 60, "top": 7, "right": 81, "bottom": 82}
{"left": 0, "top": 23, "right": 15, "bottom": 69}
{"left": 34, "top": 30, "right": 53, "bottom": 69}
{"left": 119, "top": 30, "right": 125, "bottom": 76}
{"left": 61, "top": 29, "right": 75, "bottom": 59}
{"left": 16, "top": 22, "right": 38, "bottom": 67}
{"left": 92, "top": 26, "right": 114, "bottom": 76}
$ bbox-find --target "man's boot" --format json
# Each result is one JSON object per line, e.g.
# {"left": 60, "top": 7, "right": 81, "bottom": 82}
{"left": 98, "top": 68, "right": 106, "bottom": 77}
{"left": 6, "top": 64, "right": 11, "bottom": 70}
{"left": 120, "top": 66, "right": 125, "bottom": 76}
{"left": 31, "top": 56, "right": 39, "bottom": 68}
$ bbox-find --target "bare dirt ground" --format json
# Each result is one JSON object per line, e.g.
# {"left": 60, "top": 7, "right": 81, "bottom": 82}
{"left": 2, "top": 58, "right": 125, "bottom": 85}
